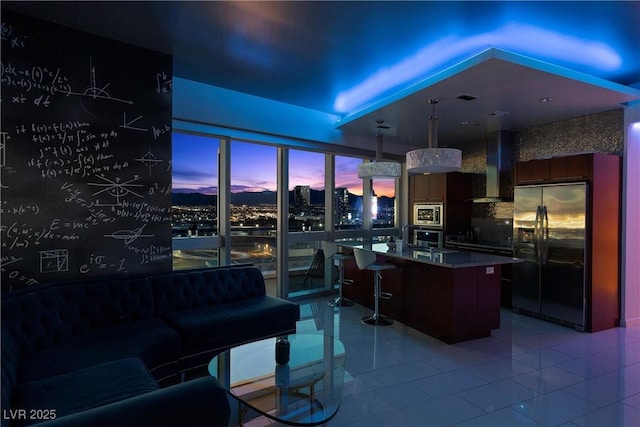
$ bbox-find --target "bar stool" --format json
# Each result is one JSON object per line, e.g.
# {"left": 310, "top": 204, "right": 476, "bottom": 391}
{"left": 352, "top": 248, "right": 396, "bottom": 326}
{"left": 322, "top": 241, "right": 354, "bottom": 307}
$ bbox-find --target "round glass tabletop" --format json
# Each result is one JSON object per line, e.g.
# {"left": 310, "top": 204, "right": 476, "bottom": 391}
{"left": 209, "top": 334, "right": 346, "bottom": 426}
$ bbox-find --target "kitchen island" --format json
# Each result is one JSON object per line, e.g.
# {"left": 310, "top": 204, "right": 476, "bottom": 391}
{"left": 339, "top": 243, "right": 521, "bottom": 343}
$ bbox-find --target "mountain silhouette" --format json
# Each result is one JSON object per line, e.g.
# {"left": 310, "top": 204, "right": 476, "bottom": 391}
{"left": 172, "top": 190, "right": 394, "bottom": 208}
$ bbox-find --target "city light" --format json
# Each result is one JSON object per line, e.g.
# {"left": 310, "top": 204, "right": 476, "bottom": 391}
{"left": 371, "top": 195, "right": 378, "bottom": 220}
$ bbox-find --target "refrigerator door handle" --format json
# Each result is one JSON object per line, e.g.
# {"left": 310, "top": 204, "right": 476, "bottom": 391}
{"left": 541, "top": 205, "right": 549, "bottom": 265}
{"left": 534, "top": 205, "right": 542, "bottom": 263}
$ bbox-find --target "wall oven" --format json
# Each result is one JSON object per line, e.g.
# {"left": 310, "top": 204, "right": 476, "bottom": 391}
{"left": 413, "top": 229, "right": 443, "bottom": 248}
{"left": 413, "top": 203, "right": 443, "bottom": 228}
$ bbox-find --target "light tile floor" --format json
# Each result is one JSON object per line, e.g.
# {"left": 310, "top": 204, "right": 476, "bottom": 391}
{"left": 294, "top": 296, "right": 640, "bottom": 426}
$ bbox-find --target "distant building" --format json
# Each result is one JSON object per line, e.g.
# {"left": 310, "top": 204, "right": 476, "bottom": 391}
{"left": 334, "top": 188, "right": 350, "bottom": 224}
{"left": 294, "top": 185, "right": 310, "bottom": 214}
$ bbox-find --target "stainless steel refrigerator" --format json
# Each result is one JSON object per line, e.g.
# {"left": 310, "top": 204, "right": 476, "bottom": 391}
{"left": 512, "top": 183, "right": 587, "bottom": 330}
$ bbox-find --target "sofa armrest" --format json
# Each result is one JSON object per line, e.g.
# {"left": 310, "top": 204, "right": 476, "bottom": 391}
{"left": 38, "top": 377, "right": 230, "bottom": 427}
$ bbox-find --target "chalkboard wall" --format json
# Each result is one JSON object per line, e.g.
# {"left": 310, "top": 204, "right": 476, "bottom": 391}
{"left": 1, "top": 11, "right": 173, "bottom": 292}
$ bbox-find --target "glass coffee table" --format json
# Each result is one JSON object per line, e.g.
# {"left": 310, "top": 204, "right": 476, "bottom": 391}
{"left": 209, "top": 334, "right": 345, "bottom": 426}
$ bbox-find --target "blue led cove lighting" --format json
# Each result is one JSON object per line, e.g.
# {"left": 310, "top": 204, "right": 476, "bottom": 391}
{"left": 334, "top": 22, "right": 623, "bottom": 114}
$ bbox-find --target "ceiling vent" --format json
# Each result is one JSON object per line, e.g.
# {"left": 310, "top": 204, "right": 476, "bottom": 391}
{"left": 368, "top": 119, "right": 397, "bottom": 136}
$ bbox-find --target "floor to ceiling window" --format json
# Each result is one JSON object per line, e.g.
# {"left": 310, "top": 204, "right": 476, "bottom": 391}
{"left": 289, "top": 149, "right": 325, "bottom": 232}
{"left": 334, "top": 155, "right": 364, "bottom": 230}
{"left": 229, "top": 140, "right": 278, "bottom": 294}
{"left": 171, "top": 129, "right": 401, "bottom": 299}
{"left": 287, "top": 149, "right": 326, "bottom": 296}
{"left": 171, "top": 132, "right": 220, "bottom": 270}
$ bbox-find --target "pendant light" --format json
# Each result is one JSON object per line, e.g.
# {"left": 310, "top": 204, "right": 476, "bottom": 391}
{"left": 358, "top": 120, "right": 401, "bottom": 179}
{"left": 406, "top": 98, "right": 462, "bottom": 174}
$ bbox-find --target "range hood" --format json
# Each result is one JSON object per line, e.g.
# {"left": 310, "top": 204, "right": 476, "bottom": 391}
{"left": 473, "top": 131, "right": 514, "bottom": 203}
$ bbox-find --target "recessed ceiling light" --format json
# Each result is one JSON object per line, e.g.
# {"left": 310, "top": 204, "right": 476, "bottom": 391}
{"left": 539, "top": 97, "right": 553, "bottom": 102}
{"left": 486, "top": 111, "right": 510, "bottom": 117}
{"left": 457, "top": 94, "right": 477, "bottom": 101}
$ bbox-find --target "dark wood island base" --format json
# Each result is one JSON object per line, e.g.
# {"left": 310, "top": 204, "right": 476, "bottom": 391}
{"left": 340, "top": 245, "right": 517, "bottom": 344}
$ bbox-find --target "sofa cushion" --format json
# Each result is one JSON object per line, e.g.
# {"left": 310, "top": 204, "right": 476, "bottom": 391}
{"left": 150, "top": 267, "right": 267, "bottom": 315}
{"left": 163, "top": 295, "right": 300, "bottom": 356}
{"left": 36, "top": 377, "right": 230, "bottom": 427}
{"left": 19, "top": 319, "right": 180, "bottom": 383}
{"left": 12, "top": 358, "right": 158, "bottom": 427}
{"left": 1, "top": 277, "right": 153, "bottom": 356}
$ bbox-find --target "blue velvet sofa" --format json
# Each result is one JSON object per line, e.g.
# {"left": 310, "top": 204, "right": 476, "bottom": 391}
{"left": 1, "top": 266, "right": 301, "bottom": 426}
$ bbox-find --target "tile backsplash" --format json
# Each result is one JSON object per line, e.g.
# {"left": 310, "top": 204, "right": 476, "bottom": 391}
{"left": 470, "top": 204, "right": 514, "bottom": 246}
{"left": 517, "top": 108, "right": 623, "bottom": 160}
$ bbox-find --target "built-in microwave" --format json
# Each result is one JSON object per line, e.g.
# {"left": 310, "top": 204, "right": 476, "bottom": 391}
{"left": 413, "top": 203, "right": 443, "bottom": 228}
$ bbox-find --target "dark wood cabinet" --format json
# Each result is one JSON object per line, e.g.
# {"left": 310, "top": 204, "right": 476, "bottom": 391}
{"left": 589, "top": 154, "right": 622, "bottom": 332}
{"left": 409, "top": 172, "right": 471, "bottom": 235}
{"left": 549, "top": 154, "right": 593, "bottom": 181}
{"left": 516, "top": 153, "right": 595, "bottom": 185}
{"left": 516, "top": 158, "right": 550, "bottom": 184}
{"left": 500, "top": 263, "right": 513, "bottom": 309}
{"left": 444, "top": 242, "right": 513, "bottom": 309}
{"left": 412, "top": 173, "right": 446, "bottom": 201}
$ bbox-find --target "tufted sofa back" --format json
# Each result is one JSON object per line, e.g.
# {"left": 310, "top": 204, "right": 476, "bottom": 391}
{"left": 149, "top": 266, "right": 267, "bottom": 316}
{"left": 1, "top": 277, "right": 153, "bottom": 356}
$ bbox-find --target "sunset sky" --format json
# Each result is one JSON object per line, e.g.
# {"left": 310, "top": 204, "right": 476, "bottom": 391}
{"left": 172, "top": 132, "right": 396, "bottom": 198}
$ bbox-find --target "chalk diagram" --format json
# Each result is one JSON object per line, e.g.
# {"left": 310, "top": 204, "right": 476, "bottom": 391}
{"left": 40, "top": 249, "right": 69, "bottom": 273}
{"left": 88, "top": 174, "right": 144, "bottom": 206}
{"left": 136, "top": 148, "right": 163, "bottom": 177}
{"left": 62, "top": 57, "right": 133, "bottom": 105}
{"left": 120, "top": 112, "right": 147, "bottom": 132}
{"left": 105, "top": 224, "right": 154, "bottom": 246}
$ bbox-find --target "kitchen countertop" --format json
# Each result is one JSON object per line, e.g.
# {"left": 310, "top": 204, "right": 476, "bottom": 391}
{"left": 339, "top": 242, "right": 521, "bottom": 268}
{"left": 444, "top": 240, "right": 514, "bottom": 254}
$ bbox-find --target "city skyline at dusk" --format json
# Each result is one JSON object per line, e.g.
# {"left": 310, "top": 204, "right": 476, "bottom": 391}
{"left": 172, "top": 132, "right": 396, "bottom": 198}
